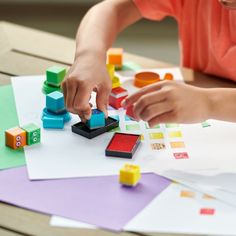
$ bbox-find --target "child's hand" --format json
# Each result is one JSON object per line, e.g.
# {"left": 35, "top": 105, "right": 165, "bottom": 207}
{"left": 61, "top": 54, "right": 111, "bottom": 122}
{"left": 122, "top": 81, "right": 211, "bottom": 126}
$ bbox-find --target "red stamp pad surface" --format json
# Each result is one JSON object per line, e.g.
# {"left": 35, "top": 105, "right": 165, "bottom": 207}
{"left": 105, "top": 133, "right": 141, "bottom": 158}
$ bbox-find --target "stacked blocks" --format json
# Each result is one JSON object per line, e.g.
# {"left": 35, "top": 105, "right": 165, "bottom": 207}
{"left": 42, "top": 66, "right": 66, "bottom": 94}
{"left": 106, "top": 64, "right": 121, "bottom": 89}
{"left": 86, "top": 109, "right": 105, "bottom": 129}
{"left": 21, "top": 123, "right": 41, "bottom": 145}
{"left": 107, "top": 48, "right": 123, "bottom": 70}
{"left": 109, "top": 87, "right": 128, "bottom": 109}
{"left": 5, "top": 123, "right": 40, "bottom": 149}
{"left": 42, "top": 91, "right": 71, "bottom": 129}
{"left": 119, "top": 164, "right": 141, "bottom": 187}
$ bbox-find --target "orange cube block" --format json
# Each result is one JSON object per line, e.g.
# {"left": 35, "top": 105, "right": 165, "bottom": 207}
{"left": 107, "top": 48, "right": 123, "bottom": 69}
{"left": 164, "top": 73, "right": 174, "bottom": 80}
{"left": 5, "top": 127, "right": 26, "bottom": 149}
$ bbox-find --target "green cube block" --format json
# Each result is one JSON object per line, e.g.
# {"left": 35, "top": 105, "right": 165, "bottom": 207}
{"left": 22, "top": 123, "right": 41, "bottom": 146}
{"left": 46, "top": 66, "right": 66, "bottom": 87}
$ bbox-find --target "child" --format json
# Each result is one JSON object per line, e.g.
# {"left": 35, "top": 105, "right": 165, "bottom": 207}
{"left": 62, "top": 0, "right": 236, "bottom": 126}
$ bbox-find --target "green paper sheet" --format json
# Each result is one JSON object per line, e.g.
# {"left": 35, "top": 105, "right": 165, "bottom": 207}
{"left": 0, "top": 85, "right": 25, "bottom": 170}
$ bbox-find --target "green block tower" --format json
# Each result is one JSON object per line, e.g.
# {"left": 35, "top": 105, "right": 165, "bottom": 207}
{"left": 22, "top": 123, "right": 41, "bottom": 146}
{"left": 46, "top": 66, "right": 66, "bottom": 87}
{"left": 42, "top": 66, "right": 66, "bottom": 94}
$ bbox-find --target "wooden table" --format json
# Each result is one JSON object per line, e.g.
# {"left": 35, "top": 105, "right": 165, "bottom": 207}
{"left": 1, "top": 53, "right": 235, "bottom": 236}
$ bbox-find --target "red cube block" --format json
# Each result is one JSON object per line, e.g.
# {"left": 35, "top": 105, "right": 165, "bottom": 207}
{"left": 126, "top": 105, "right": 136, "bottom": 120}
{"left": 109, "top": 87, "right": 128, "bottom": 109}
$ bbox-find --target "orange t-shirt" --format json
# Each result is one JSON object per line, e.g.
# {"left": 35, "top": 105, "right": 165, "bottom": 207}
{"left": 133, "top": 0, "right": 236, "bottom": 81}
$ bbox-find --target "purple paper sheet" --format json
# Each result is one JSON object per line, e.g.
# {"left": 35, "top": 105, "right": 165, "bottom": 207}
{"left": 0, "top": 167, "right": 171, "bottom": 231}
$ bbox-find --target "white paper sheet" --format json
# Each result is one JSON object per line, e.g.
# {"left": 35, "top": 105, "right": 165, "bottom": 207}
{"left": 50, "top": 182, "right": 236, "bottom": 235}
{"left": 12, "top": 68, "right": 184, "bottom": 180}
{"left": 13, "top": 68, "right": 236, "bottom": 180}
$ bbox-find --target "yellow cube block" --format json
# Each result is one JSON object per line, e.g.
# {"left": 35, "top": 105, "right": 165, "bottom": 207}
{"left": 112, "top": 76, "right": 121, "bottom": 89}
{"left": 107, "top": 48, "right": 123, "bottom": 70}
{"left": 119, "top": 164, "right": 141, "bottom": 187}
{"left": 106, "top": 64, "right": 115, "bottom": 80}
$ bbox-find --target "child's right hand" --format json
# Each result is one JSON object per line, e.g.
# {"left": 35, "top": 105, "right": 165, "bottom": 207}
{"left": 61, "top": 53, "right": 112, "bottom": 122}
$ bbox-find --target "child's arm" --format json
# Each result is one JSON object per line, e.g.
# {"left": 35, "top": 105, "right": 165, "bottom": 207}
{"left": 61, "top": 0, "right": 141, "bottom": 121}
{"left": 122, "top": 81, "right": 236, "bottom": 125}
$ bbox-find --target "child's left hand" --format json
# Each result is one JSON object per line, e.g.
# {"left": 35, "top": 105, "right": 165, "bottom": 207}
{"left": 122, "top": 81, "right": 211, "bottom": 126}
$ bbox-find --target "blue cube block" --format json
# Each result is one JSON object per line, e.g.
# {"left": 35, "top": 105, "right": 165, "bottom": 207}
{"left": 86, "top": 109, "right": 105, "bottom": 129}
{"left": 46, "top": 91, "right": 65, "bottom": 114}
{"left": 42, "top": 116, "right": 64, "bottom": 129}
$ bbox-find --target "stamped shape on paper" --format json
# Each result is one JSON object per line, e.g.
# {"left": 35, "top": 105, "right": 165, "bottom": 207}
{"left": 173, "top": 152, "right": 189, "bottom": 159}
{"left": 165, "top": 123, "right": 179, "bottom": 128}
{"left": 200, "top": 208, "right": 215, "bottom": 215}
{"left": 202, "top": 194, "right": 216, "bottom": 200}
{"left": 126, "top": 124, "right": 140, "bottom": 131}
{"left": 170, "top": 141, "right": 185, "bottom": 149}
{"left": 169, "top": 131, "right": 182, "bottom": 138}
{"left": 180, "top": 190, "right": 195, "bottom": 198}
{"left": 149, "top": 132, "right": 164, "bottom": 140}
{"left": 145, "top": 123, "right": 160, "bottom": 129}
{"left": 151, "top": 143, "right": 166, "bottom": 150}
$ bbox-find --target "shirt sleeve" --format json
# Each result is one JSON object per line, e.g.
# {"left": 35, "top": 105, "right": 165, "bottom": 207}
{"left": 133, "top": 0, "right": 184, "bottom": 21}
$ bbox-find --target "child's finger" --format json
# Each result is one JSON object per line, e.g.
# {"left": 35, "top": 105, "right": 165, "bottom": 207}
{"left": 133, "top": 90, "right": 168, "bottom": 119}
{"left": 139, "top": 100, "right": 173, "bottom": 122}
{"left": 96, "top": 84, "right": 111, "bottom": 118}
{"left": 73, "top": 85, "right": 93, "bottom": 120}
{"left": 148, "top": 111, "right": 176, "bottom": 127}
{"left": 61, "top": 81, "right": 67, "bottom": 106}
{"left": 65, "top": 81, "right": 77, "bottom": 114}
{"left": 122, "top": 82, "right": 162, "bottom": 107}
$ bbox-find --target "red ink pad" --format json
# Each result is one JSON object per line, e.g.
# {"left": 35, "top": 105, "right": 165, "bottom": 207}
{"left": 105, "top": 133, "right": 141, "bottom": 158}
{"left": 173, "top": 152, "right": 189, "bottom": 159}
{"left": 200, "top": 208, "right": 215, "bottom": 215}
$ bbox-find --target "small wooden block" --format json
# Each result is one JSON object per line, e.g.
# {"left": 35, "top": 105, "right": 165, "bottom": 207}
{"left": 109, "top": 87, "right": 128, "bottom": 109}
{"left": 119, "top": 164, "right": 141, "bottom": 187}
{"left": 107, "top": 48, "right": 123, "bottom": 69}
{"left": 164, "top": 73, "right": 174, "bottom": 80}
{"left": 86, "top": 109, "right": 105, "bottom": 130}
{"left": 126, "top": 105, "right": 135, "bottom": 120}
{"left": 46, "top": 91, "right": 65, "bottom": 114}
{"left": 5, "top": 127, "right": 26, "bottom": 149}
{"left": 21, "top": 123, "right": 41, "bottom": 145}
{"left": 42, "top": 116, "right": 64, "bottom": 129}
{"left": 46, "top": 66, "right": 66, "bottom": 87}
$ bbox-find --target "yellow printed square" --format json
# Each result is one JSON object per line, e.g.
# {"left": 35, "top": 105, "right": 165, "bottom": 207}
{"left": 119, "top": 164, "right": 141, "bottom": 186}
{"left": 170, "top": 141, "right": 185, "bottom": 148}
{"left": 149, "top": 132, "right": 164, "bottom": 140}
{"left": 180, "top": 190, "right": 195, "bottom": 198}
{"left": 169, "top": 131, "right": 182, "bottom": 138}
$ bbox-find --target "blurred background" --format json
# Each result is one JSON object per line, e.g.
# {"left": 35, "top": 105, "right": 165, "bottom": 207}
{"left": 0, "top": 0, "right": 180, "bottom": 64}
